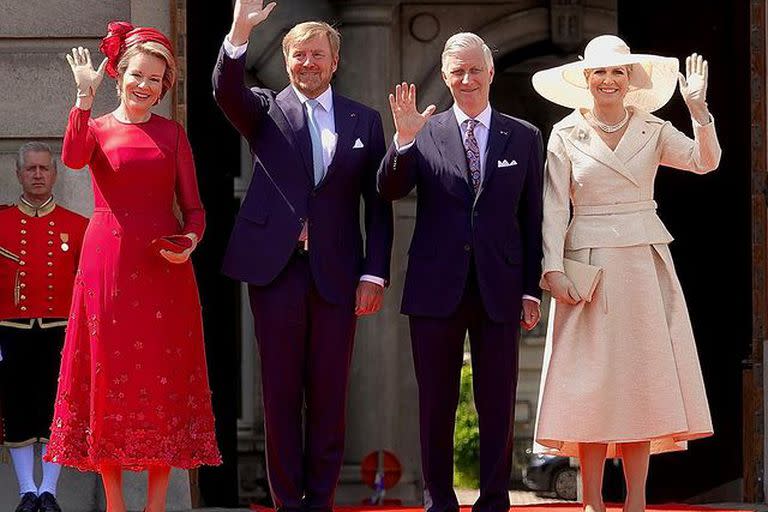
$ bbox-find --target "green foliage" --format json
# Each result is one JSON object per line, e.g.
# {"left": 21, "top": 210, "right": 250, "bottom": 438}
{"left": 454, "top": 362, "right": 480, "bottom": 489}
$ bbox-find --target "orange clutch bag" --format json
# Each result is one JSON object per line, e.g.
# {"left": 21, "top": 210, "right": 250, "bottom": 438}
{"left": 151, "top": 235, "right": 193, "bottom": 254}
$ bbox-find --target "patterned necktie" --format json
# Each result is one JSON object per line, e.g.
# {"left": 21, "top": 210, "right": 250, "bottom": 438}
{"left": 305, "top": 99, "right": 325, "bottom": 185}
{"left": 464, "top": 119, "right": 481, "bottom": 194}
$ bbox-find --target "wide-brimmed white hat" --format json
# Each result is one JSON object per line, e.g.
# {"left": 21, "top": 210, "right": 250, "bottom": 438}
{"left": 531, "top": 35, "right": 679, "bottom": 112}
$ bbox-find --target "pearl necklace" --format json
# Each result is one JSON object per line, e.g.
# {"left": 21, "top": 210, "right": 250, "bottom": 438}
{"left": 587, "top": 108, "right": 630, "bottom": 133}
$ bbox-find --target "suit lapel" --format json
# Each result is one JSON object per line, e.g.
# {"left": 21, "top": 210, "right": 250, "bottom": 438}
{"left": 432, "top": 111, "right": 473, "bottom": 202}
{"left": 276, "top": 87, "right": 314, "bottom": 182}
{"left": 565, "top": 111, "right": 639, "bottom": 187}
{"left": 480, "top": 110, "right": 512, "bottom": 199}
{"left": 613, "top": 109, "right": 661, "bottom": 164}
{"left": 322, "top": 93, "right": 359, "bottom": 185}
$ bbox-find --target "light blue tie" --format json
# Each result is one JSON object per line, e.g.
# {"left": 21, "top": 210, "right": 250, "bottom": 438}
{"left": 305, "top": 99, "right": 325, "bottom": 185}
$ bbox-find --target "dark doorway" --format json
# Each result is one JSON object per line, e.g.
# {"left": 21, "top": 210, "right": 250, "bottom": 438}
{"left": 492, "top": 0, "right": 751, "bottom": 502}
{"left": 619, "top": 0, "right": 750, "bottom": 502}
{"left": 186, "top": 1, "right": 242, "bottom": 506}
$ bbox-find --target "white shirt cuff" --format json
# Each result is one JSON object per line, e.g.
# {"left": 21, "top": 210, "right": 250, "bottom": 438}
{"left": 360, "top": 275, "right": 386, "bottom": 287}
{"left": 394, "top": 134, "right": 415, "bottom": 154}
{"left": 223, "top": 36, "right": 248, "bottom": 59}
{"left": 522, "top": 294, "right": 540, "bottom": 304}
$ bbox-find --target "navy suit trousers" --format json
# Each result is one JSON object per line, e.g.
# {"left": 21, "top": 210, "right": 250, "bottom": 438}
{"left": 248, "top": 253, "right": 357, "bottom": 512}
{"left": 409, "top": 260, "right": 520, "bottom": 512}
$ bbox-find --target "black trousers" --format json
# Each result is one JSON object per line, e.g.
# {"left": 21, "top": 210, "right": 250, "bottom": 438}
{"left": 0, "top": 324, "right": 65, "bottom": 446}
{"left": 409, "top": 266, "right": 521, "bottom": 512}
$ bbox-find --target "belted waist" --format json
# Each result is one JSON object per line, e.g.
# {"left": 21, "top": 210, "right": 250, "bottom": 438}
{"left": 573, "top": 200, "right": 657, "bottom": 217}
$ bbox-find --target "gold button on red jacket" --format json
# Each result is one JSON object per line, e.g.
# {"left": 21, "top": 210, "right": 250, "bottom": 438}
{"left": 0, "top": 200, "right": 88, "bottom": 323}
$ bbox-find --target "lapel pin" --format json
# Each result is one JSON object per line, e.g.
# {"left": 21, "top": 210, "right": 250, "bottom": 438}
{"left": 500, "top": 130, "right": 508, "bottom": 136}
{"left": 60, "top": 233, "right": 70, "bottom": 252}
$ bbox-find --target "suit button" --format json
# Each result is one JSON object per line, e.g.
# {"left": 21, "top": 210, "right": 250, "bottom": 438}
{"left": 19, "top": 260, "right": 25, "bottom": 266}
{"left": 20, "top": 306, "right": 27, "bottom": 312}
{"left": 20, "top": 295, "right": 26, "bottom": 300}
{"left": 20, "top": 283, "right": 26, "bottom": 288}
{"left": 464, "top": 244, "right": 471, "bottom": 252}
{"left": 48, "top": 307, "right": 54, "bottom": 312}
{"left": 47, "top": 262, "right": 53, "bottom": 267}
{"left": 20, "top": 229, "right": 27, "bottom": 235}
{"left": 20, "top": 272, "right": 26, "bottom": 277}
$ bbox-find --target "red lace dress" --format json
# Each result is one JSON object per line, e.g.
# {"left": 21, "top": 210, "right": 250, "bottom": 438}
{"left": 45, "top": 107, "right": 221, "bottom": 471}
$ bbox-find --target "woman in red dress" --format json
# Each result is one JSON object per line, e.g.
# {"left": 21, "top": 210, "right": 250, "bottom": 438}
{"left": 45, "top": 22, "right": 221, "bottom": 512}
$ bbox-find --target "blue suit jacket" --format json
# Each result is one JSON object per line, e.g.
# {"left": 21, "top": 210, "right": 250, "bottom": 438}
{"left": 378, "top": 109, "right": 543, "bottom": 322}
{"left": 213, "top": 46, "right": 393, "bottom": 305}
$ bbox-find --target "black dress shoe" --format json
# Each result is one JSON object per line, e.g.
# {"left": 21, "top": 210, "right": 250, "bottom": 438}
{"left": 38, "top": 492, "right": 62, "bottom": 512}
{"left": 15, "top": 492, "right": 39, "bottom": 512}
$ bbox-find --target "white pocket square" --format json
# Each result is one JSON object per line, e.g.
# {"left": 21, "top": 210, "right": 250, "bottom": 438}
{"left": 353, "top": 138, "right": 365, "bottom": 149}
{"left": 497, "top": 159, "right": 518, "bottom": 168}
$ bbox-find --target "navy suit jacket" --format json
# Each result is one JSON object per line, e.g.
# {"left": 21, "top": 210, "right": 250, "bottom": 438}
{"left": 378, "top": 109, "right": 543, "bottom": 323}
{"left": 213, "top": 46, "right": 393, "bottom": 305}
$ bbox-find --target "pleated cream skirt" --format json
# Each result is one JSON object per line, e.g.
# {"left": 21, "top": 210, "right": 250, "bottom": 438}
{"left": 534, "top": 244, "right": 713, "bottom": 458}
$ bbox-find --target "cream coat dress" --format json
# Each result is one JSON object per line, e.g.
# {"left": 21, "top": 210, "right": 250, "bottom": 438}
{"left": 533, "top": 107, "right": 721, "bottom": 458}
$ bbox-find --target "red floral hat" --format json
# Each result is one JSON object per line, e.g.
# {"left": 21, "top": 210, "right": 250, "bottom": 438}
{"left": 99, "top": 21, "right": 174, "bottom": 78}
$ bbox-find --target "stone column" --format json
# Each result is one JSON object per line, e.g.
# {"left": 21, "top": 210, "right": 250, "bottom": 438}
{"left": 330, "top": 1, "right": 423, "bottom": 504}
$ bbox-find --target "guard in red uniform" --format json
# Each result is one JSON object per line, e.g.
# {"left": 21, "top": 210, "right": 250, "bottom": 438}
{"left": 0, "top": 142, "right": 87, "bottom": 512}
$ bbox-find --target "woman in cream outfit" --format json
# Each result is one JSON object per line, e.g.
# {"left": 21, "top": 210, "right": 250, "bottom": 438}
{"left": 531, "top": 35, "right": 720, "bottom": 512}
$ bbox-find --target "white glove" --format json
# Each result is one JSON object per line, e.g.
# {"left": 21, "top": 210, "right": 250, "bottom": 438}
{"left": 677, "top": 53, "right": 710, "bottom": 124}
{"left": 66, "top": 47, "right": 107, "bottom": 98}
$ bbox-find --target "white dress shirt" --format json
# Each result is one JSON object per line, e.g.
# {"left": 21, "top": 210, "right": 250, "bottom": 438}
{"left": 292, "top": 86, "right": 337, "bottom": 173}
{"left": 395, "top": 102, "right": 540, "bottom": 305}
{"left": 223, "top": 37, "right": 385, "bottom": 288}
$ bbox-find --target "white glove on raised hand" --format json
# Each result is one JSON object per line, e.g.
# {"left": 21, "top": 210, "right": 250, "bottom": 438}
{"left": 66, "top": 47, "right": 107, "bottom": 98}
{"left": 677, "top": 53, "right": 710, "bottom": 124}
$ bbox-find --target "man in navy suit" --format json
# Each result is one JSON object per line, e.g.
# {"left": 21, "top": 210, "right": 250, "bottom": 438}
{"left": 378, "top": 33, "right": 543, "bottom": 512}
{"left": 212, "top": 2, "right": 393, "bottom": 511}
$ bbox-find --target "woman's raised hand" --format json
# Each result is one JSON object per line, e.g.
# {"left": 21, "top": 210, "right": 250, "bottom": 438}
{"left": 66, "top": 47, "right": 107, "bottom": 105}
{"left": 678, "top": 53, "right": 710, "bottom": 124}
{"left": 388, "top": 83, "right": 436, "bottom": 148}
{"left": 544, "top": 271, "right": 582, "bottom": 305}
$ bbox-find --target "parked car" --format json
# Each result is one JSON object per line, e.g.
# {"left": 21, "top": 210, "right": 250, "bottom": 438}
{"left": 523, "top": 454, "right": 626, "bottom": 502}
{"left": 523, "top": 454, "right": 578, "bottom": 500}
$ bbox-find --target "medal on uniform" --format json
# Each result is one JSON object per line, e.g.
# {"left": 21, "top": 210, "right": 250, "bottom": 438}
{"left": 60, "top": 233, "right": 70, "bottom": 252}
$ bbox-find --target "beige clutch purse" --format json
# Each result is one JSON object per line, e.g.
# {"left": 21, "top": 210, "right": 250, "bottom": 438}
{"left": 562, "top": 258, "right": 603, "bottom": 302}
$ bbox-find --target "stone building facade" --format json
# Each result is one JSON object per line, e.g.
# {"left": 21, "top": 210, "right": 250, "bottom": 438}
{"left": 13, "top": 1, "right": 759, "bottom": 511}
